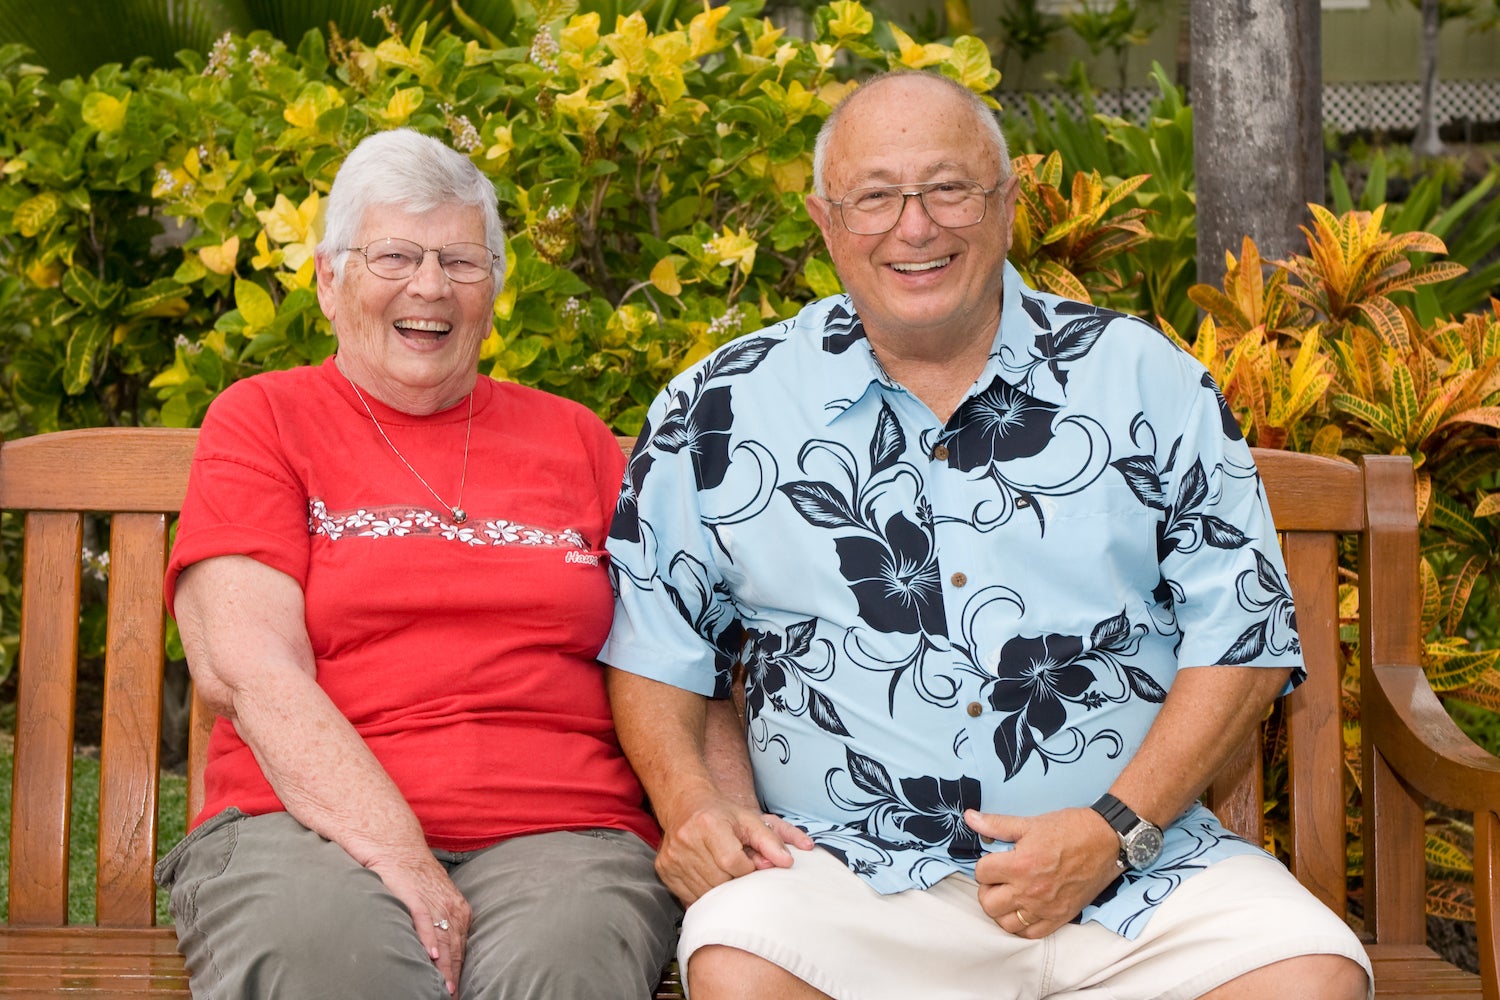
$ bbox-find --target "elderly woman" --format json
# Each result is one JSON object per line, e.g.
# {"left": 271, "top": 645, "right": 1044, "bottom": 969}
{"left": 154, "top": 128, "right": 678, "bottom": 1000}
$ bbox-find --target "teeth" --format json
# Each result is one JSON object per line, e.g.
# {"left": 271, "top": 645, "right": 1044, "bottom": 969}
{"left": 892, "top": 257, "right": 951, "bottom": 272}
{"left": 395, "top": 319, "right": 452, "bottom": 333}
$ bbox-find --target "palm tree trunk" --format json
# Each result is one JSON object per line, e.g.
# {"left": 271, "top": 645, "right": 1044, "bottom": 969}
{"left": 1414, "top": 0, "right": 1446, "bottom": 157}
{"left": 1191, "top": 0, "right": 1322, "bottom": 290}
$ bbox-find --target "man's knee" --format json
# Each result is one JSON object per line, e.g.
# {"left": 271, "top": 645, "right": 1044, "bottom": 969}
{"left": 1204, "top": 953, "right": 1369, "bottom": 1000}
{"left": 687, "top": 946, "right": 830, "bottom": 999}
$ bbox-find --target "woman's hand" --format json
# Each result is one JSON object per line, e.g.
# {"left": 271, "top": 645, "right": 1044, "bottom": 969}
{"left": 370, "top": 852, "right": 472, "bottom": 996}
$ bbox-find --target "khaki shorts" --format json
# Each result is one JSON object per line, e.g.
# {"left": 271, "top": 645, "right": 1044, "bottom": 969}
{"left": 678, "top": 847, "right": 1372, "bottom": 1000}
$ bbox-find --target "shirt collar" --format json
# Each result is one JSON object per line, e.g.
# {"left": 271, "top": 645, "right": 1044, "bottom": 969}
{"left": 818, "top": 261, "right": 1070, "bottom": 426}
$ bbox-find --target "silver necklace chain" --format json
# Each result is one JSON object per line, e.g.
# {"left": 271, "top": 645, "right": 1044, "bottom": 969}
{"left": 345, "top": 375, "right": 474, "bottom": 525}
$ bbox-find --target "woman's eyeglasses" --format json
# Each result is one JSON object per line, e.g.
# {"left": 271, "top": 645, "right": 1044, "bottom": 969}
{"left": 342, "top": 238, "right": 499, "bottom": 283}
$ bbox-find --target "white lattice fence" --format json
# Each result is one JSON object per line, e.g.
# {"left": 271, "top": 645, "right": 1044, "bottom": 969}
{"left": 1324, "top": 80, "right": 1500, "bottom": 130}
{"left": 1006, "top": 80, "right": 1500, "bottom": 131}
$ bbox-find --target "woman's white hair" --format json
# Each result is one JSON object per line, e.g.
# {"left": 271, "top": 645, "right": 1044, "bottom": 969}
{"left": 317, "top": 128, "right": 506, "bottom": 288}
{"left": 811, "top": 71, "right": 1011, "bottom": 198}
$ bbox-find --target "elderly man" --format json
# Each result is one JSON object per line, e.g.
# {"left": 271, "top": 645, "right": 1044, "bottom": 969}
{"left": 600, "top": 71, "right": 1372, "bottom": 1000}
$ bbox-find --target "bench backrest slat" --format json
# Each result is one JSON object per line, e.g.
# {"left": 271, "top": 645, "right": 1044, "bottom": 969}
{"left": 10, "top": 511, "right": 83, "bottom": 925}
{"left": 1282, "top": 530, "right": 1349, "bottom": 917}
{"left": 96, "top": 512, "right": 169, "bottom": 926}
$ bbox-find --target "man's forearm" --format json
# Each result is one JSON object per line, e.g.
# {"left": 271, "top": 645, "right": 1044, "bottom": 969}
{"left": 1107, "top": 664, "right": 1291, "bottom": 827}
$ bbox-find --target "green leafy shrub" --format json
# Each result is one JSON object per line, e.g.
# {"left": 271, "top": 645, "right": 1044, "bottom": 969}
{"left": 0, "top": 1, "right": 1005, "bottom": 438}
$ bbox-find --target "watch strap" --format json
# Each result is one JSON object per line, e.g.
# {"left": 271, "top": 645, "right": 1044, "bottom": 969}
{"left": 1090, "top": 792, "right": 1137, "bottom": 836}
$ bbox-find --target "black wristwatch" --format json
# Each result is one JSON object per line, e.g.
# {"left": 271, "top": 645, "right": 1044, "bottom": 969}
{"left": 1090, "top": 793, "right": 1164, "bottom": 870}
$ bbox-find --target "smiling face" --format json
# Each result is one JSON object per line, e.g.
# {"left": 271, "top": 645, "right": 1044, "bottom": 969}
{"left": 316, "top": 201, "right": 496, "bottom": 415}
{"left": 807, "top": 76, "right": 1018, "bottom": 359}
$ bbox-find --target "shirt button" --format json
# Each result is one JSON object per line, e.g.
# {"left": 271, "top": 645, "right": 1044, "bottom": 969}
{"left": 966, "top": 701, "right": 983, "bottom": 717}
{"left": 951, "top": 572, "right": 967, "bottom": 587}
{"left": 932, "top": 444, "right": 949, "bottom": 461}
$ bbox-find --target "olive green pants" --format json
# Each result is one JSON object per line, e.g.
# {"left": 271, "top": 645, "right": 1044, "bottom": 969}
{"left": 155, "top": 809, "right": 680, "bottom": 1000}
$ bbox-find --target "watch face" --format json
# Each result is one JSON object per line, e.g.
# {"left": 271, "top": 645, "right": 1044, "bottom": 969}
{"left": 1124, "top": 825, "right": 1164, "bottom": 868}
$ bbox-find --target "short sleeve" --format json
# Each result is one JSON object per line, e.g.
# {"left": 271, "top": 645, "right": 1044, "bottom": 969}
{"left": 598, "top": 391, "right": 740, "bottom": 699}
{"left": 1158, "top": 363, "right": 1303, "bottom": 682}
{"left": 164, "top": 380, "right": 312, "bottom": 615}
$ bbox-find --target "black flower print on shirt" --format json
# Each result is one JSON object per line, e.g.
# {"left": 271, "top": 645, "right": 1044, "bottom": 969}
{"left": 1112, "top": 444, "right": 1252, "bottom": 562}
{"left": 1203, "top": 371, "right": 1245, "bottom": 442}
{"left": 946, "top": 378, "right": 1059, "bottom": 471}
{"left": 610, "top": 415, "right": 656, "bottom": 545}
{"left": 827, "top": 747, "right": 984, "bottom": 862}
{"left": 781, "top": 401, "right": 947, "bottom": 639}
{"left": 1219, "top": 549, "right": 1300, "bottom": 663}
{"left": 649, "top": 335, "right": 779, "bottom": 492}
{"left": 741, "top": 618, "right": 849, "bottom": 737}
{"left": 822, "top": 300, "right": 866, "bottom": 355}
{"left": 834, "top": 510, "right": 947, "bottom": 637}
{"left": 659, "top": 551, "right": 743, "bottom": 698}
{"left": 986, "top": 610, "right": 1159, "bottom": 779}
{"left": 1011, "top": 295, "right": 1114, "bottom": 393}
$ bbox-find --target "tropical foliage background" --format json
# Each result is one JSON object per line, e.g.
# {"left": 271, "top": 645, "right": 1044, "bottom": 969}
{"left": 1, "top": 0, "right": 1498, "bottom": 943}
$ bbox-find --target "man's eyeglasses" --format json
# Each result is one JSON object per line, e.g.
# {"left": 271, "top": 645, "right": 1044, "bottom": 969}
{"left": 825, "top": 180, "right": 1002, "bottom": 236}
{"left": 342, "top": 238, "right": 499, "bottom": 284}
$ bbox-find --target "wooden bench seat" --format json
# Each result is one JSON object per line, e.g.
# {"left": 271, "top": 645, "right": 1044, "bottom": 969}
{"left": 1, "top": 427, "right": 1495, "bottom": 998}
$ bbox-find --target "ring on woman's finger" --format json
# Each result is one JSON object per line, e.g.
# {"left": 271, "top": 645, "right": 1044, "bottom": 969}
{"left": 434, "top": 918, "right": 450, "bottom": 931}
{"left": 1014, "top": 908, "right": 1033, "bottom": 928}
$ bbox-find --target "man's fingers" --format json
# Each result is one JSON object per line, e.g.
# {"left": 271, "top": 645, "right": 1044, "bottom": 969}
{"left": 964, "top": 808, "right": 1024, "bottom": 843}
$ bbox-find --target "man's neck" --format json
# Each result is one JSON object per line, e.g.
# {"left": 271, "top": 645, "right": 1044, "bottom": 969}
{"left": 866, "top": 322, "right": 997, "bottom": 426}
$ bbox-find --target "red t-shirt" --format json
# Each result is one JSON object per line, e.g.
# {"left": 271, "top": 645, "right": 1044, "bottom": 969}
{"left": 166, "top": 357, "right": 657, "bottom": 851}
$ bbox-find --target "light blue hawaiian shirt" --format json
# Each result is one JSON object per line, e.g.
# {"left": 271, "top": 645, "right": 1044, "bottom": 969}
{"left": 600, "top": 261, "right": 1305, "bottom": 938}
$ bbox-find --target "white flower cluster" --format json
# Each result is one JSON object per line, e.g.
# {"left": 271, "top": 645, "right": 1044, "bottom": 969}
{"left": 80, "top": 546, "right": 110, "bottom": 583}
{"left": 706, "top": 307, "right": 743, "bottom": 340}
{"left": 202, "top": 33, "right": 235, "bottom": 79}
{"left": 438, "top": 104, "right": 482, "bottom": 153}
{"left": 529, "top": 30, "right": 560, "bottom": 71}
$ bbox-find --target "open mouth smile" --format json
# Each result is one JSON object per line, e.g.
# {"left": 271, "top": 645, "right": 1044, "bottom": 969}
{"left": 890, "top": 256, "right": 953, "bottom": 273}
{"left": 393, "top": 318, "right": 453, "bottom": 341}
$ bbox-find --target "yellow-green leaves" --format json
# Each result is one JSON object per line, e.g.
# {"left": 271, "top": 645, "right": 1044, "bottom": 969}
{"left": 81, "top": 90, "right": 129, "bottom": 132}
{"left": 198, "top": 236, "right": 241, "bottom": 276}
{"left": 282, "top": 83, "right": 345, "bottom": 139}
{"left": 946, "top": 36, "right": 1001, "bottom": 92}
{"left": 650, "top": 256, "right": 684, "bottom": 295}
{"left": 826, "top": 1, "right": 875, "bottom": 39}
{"left": 13, "top": 191, "right": 60, "bottom": 238}
{"left": 889, "top": 25, "right": 950, "bottom": 69}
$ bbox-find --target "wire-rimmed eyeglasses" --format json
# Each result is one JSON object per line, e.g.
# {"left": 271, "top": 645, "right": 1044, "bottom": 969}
{"left": 342, "top": 237, "right": 500, "bottom": 284}
{"left": 825, "top": 180, "right": 1002, "bottom": 236}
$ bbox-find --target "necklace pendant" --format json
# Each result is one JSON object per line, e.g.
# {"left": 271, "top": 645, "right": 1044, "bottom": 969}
{"left": 451, "top": 508, "right": 467, "bottom": 525}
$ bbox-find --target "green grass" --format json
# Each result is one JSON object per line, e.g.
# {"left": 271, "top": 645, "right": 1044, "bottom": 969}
{"left": 0, "top": 743, "right": 188, "bottom": 925}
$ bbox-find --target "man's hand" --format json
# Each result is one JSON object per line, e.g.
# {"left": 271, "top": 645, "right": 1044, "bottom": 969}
{"left": 965, "top": 807, "right": 1124, "bottom": 938}
{"left": 656, "top": 785, "right": 814, "bottom": 905}
{"left": 368, "top": 853, "right": 471, "bottom": 995}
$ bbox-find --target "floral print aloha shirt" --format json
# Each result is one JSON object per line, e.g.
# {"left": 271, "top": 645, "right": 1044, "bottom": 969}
{"left": 600, "top": 261, "right": 1305, "bottom": 938}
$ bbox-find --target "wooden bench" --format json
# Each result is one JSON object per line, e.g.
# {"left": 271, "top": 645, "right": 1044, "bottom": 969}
{"left": 0, "top": 427, "right": 1495, "bottom": 998}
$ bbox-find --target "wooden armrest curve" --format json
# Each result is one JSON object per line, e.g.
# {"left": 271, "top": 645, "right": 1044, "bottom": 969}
{"left": 1362, "top": 661, "right": 1500, "bottom": 810}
